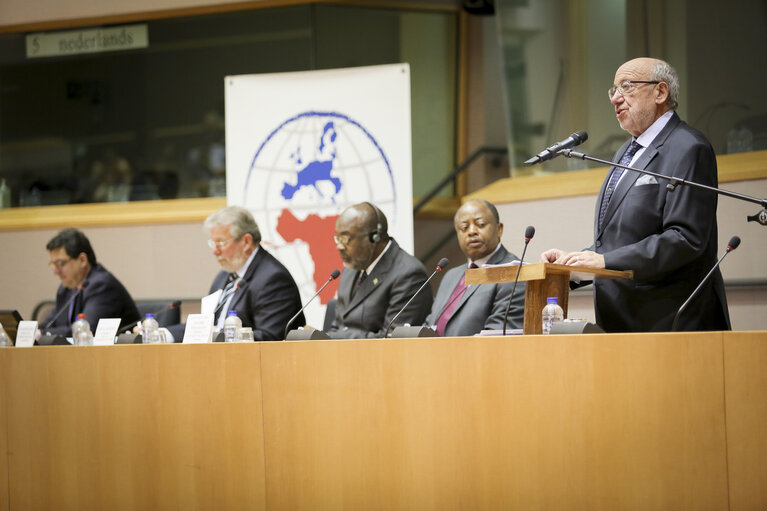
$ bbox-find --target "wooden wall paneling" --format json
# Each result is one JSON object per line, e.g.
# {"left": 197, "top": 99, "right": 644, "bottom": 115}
{"left": 259, "top": 334, "right": 729, "bottom": 510}
{"left": 5, "top": 344, "right": 266, "bottom": 511}
{"left": 724, "top": 331, "right": 767, "bottom": 510}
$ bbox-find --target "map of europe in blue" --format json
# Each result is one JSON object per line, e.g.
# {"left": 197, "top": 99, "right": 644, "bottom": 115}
{"left": 281, "top": 121, "right": 343, "bottom": 201}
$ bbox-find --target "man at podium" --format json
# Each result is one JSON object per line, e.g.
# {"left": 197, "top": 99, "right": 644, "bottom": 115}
{"left": 541, "top": 58, "right": 730, "bottom": 332}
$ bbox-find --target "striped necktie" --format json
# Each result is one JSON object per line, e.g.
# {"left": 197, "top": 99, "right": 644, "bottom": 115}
{"left": 598, "top": 140, "right": 642, "bottom": 228}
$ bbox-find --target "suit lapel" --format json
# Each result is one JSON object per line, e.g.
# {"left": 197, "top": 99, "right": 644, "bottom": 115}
{"left": 227, "top": 249, "right": 264, "bottom": 312}
{"left": 448, "top": 246, "right": 509, "bottom": 317}
{"left": 434, "top": 264, "right": 467, "bottom": 318}
{"left": 341, "top": 239, "right": 401, "bottom": 317}
{"left": 597, "top": 113, "right": 679, "bottom": 237}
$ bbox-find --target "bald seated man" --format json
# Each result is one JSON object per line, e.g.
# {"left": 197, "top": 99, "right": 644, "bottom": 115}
{"left": 541, "top": 57, "right": 729, "bottom": 332}
{"left": 424, "top": 199, "right": 525, "bottom": 336}
{"left": 327, "top": 201, "right": 432, "bottom": 338}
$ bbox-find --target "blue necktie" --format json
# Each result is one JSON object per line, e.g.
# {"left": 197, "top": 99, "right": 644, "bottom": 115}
{"left": 598, "top": 141, "right": 642, "bottom": 228}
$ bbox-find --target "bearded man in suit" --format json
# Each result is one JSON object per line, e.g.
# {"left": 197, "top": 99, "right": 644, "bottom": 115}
{"left": 541, "top": 57, "right": 730, "bottom": 332}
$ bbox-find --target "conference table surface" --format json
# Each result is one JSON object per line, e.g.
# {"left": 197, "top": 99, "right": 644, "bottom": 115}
{"left": 1, "top": 331, "right": 765, "bottom": 511}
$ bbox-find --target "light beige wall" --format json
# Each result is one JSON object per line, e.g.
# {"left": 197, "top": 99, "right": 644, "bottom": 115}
{"left": 0, "top": 222, "right": 220, "bottom": 320}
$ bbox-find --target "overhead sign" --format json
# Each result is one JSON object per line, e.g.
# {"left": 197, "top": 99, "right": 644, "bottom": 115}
{"left": 26, "top": 24, "right": 148, "bottom": 58}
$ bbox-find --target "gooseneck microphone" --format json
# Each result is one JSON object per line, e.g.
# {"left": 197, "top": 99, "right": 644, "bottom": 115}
{"left": 671, "top": 236, "right": 740, "bottom": 332}
{"left": 524, "top": 131, "right": 588, "bottom": 166}
{"left": 284, "top": 269, "right": 341, "bottom": 339}
{"left": 42, "top": 281, "right": 89, "bottom": 333}
{"left": 502, "top": 226, "right": 535, "bottom": 335}
{"left": 384, "top": 257, "right": 449, "bottom": 339}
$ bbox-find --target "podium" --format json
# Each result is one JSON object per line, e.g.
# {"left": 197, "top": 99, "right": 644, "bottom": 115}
{"left": 465, "top": 262, "right": 633, "bottom": 334}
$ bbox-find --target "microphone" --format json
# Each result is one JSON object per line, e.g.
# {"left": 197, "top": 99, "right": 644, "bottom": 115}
{"left": 385, "top": 257, "right": 449, "bottom": 339}
{"left": 121, "top": 301, "right": 178, "bottom": 333}
{"left": 523, "top": 131, "right": 588, "bottom": 166}
{"left": 284, "top": 269, "right": 340, "bottom": 339}
{"left": 502, "top": 226, "right": 535, "bottom": 335}
{"left": 671, "top": 236, "right": 740, "bottom": 332}
{"left": 42, "top": 281, "right": 89, "bottom": 333}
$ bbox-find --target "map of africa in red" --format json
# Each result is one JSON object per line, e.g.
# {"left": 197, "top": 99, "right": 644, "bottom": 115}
{"left": 276, "top": 209, "right": 342, "bottom": 305}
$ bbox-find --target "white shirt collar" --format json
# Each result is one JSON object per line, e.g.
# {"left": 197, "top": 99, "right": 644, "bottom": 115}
{"left": 234, "top": 246, "right": 259, "bottom": 279}
{"left": 365, "top": 239, "right": 392, "bottom": 274}
{"left": 470, "top": 242, "right": 502, "bottom": 267}
{"left": 636, "top": 109, "right": 674, "bottom": 148}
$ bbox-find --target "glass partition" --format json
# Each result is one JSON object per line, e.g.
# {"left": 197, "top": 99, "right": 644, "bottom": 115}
{"left": 494, "top": 0, "right": 767, "bottom": 176}
{"left": 0, "top": 4, "right": 457, "bottom": 208}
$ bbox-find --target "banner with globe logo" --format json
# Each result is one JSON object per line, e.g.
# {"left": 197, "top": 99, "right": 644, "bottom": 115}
{"left": 225, "top": 64, "right": 413, "bottom": 327}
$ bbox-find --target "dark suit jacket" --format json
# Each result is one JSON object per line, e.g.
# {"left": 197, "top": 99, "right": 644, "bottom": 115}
{"left": 169, "top": 247, "right": 304, "bottom": 342}
{"left": 589, "top": 111, "right": 730, "bottom": 332}
{"left": 328, "top": 238, "right": 432, "bottom": 339}
{"left": 424, "top": 245, "right": 525, "bottom": 337}
{"left": 42, "top": 263, "right": 140, "bottom": 336}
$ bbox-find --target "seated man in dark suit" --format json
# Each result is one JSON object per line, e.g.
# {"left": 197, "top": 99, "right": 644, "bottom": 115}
{"left": 42, "top": 228, "right": 140, "bottom": 336}
{"left": 327, "top": 202, "right": 432, "bottom": 339}
{"left": 424, "top": 199, "right": 525, "bottom": 336}
{"left": 167, "top": 205, "right": 304, "bottom": 342}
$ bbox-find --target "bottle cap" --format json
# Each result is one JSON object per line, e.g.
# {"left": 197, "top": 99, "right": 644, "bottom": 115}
{"left": 546, "top": 297, "right": 558, "bottom": 304}
{"left": 145, "top": 313, "right": 154, "bottom": 318}
{"left": 77, "top": 313, "right": 86, "bottom": 319}
{"left": 227, "top": 311, "right": 238, "bottom": 316}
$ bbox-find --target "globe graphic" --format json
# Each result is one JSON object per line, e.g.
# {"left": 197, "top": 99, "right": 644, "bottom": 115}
{"left": 242, "top": 111, "right": 397, "bottom": 326}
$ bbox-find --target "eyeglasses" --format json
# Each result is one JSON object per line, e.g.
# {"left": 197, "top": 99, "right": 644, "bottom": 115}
{"left": 333, "top": 232, "right": 368, "bottom": 246}
{"left": 207, "top": 237, "right": 237, "bottom": 249}
{"left": 608, "top": 80, "right": 660, "bottom": 100}
{"left": 48, "top": 259, "right": 72, "bottom": 269}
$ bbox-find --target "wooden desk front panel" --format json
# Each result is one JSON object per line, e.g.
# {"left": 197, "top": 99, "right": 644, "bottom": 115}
{"left": 724, "top": 331, "right": 767, "bottom": 510}
{"left": 0, "top": 350, "right": 8, "bottom": 511}
{"left": 260, "top": 334, "right": 729, "bottom": 511}
{"left": 4, "top": 344, "right": 266, "bottom": 511}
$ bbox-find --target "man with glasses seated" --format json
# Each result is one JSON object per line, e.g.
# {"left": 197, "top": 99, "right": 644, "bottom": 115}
{"left": 541, "top": 58, "right": 730, "bottom": 332}
{"left": 167, "top": 205, "right": 304, "bottom": 342}
{"left": 43, "top": 228, "right": 140, "bottom": 337}
{"left": 327, "top": 202, "right": 432, "bottom": 338}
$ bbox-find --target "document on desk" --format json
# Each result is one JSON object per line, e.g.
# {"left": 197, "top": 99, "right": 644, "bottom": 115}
{"left": 93, "top": 318, "right": 121, "bottom": 346}
{"left": 183, "top": 314, "right": 215, "bottom": 343}
{"left": 15, "top": 320, "right": 38, "bottom": 347}
{"left": 201, "top": 290, "right": 223, "bottom": 315}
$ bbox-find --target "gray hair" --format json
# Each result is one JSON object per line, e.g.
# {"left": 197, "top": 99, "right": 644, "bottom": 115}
{"left": 651, "top": 60, "right": 679, "bottom": 110}
{"left": 204, "top": 205, "right": 262, "bottom": 244}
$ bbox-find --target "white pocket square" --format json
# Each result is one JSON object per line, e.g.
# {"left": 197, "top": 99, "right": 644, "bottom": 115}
{"left": 635, "top": 175, "right": 658, "bottom": 186}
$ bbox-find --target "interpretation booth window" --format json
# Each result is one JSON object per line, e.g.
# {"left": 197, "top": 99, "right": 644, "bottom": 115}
{"left": 0, "top": 4, "right": 457, "bottom": 209}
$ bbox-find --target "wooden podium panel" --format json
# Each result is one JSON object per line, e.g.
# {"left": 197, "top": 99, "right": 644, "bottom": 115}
{"left": 466, "top": 263, "right": 633, "bottom": 334}
{"left": 724, "top": 331, "right": 767, "bottom": 510}
{"left": 0, "top": 350, "right": 8, "bottom": 511}
{"left": 260, "top": 334, "right": 728, "bottom": 510}
{"left": 4, "top": 344, "right": 266, "bottom": 511}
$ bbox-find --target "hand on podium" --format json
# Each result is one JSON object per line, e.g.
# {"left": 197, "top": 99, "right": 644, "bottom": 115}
{"left": 541, "top": 249, "right": 605, "bottom": 269}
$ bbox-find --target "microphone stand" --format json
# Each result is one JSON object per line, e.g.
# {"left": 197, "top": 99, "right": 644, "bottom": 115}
{"left": 559, "top": 149, "right": 767, "bottom": 224}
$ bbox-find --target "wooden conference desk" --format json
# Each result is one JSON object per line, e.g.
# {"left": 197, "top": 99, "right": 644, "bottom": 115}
{"left": 1, "top": 332, "right": 765, "bottom": 511}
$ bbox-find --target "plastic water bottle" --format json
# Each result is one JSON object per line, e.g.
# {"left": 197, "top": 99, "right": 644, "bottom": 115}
{"left": 542, "top": 297, "right": 564, "bottom": 335}
{"left": 72, "top": 313, "right": 93, "bottom": 346}
{"left": 142, "top": 313, "right": 161, "bottom": 344}
{"left": 224, "top": 311, "right": 242, "bottom": 343}
{"left": 0, "top": 324, "right": 11, "bottom": 347}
